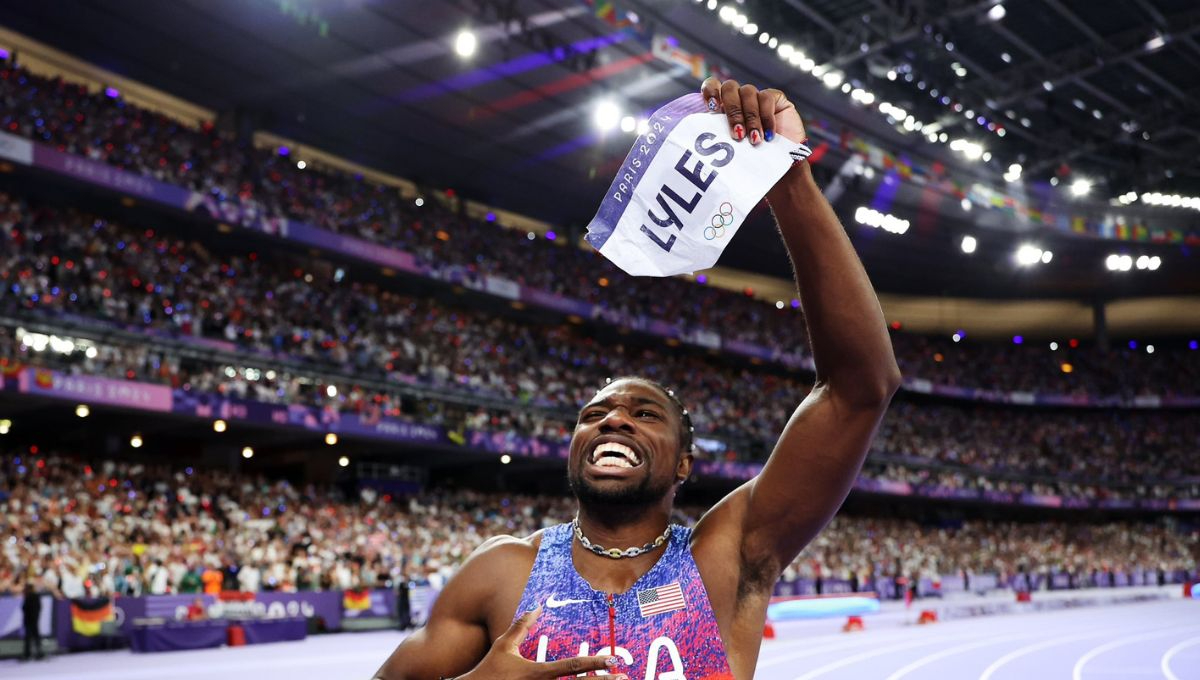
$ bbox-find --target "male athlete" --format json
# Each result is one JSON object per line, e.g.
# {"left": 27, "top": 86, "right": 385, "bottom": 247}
{"left": 373, "top": 78, "right": 901, "bottom": 680}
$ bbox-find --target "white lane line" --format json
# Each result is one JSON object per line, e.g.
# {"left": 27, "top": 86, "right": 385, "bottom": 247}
{"left": 1161, "top": 636, "right": 1200, "bottom": 680}
{"left": 790, "top": 632, "right": 982, "bottom": 680}
{"left": 883, "top": 633, "right": 1035, "bottom": 680}
{"left": 757, "top": 636, "right": 887, "bottom": 668}
{"left": 978, "top": 630, "right": 1116, "bottom": 680}
{"left": 1073, "top": 627, "right": 1200, "bottom": 680}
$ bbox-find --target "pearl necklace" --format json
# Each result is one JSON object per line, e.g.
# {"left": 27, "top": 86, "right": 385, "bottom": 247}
{"left": 572, "top": 517, "right": 672, "bottom": 559}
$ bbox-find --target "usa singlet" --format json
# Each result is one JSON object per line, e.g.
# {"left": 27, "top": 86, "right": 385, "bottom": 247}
{"left": 514, "top": 522, "right": 735, "bottom": 679}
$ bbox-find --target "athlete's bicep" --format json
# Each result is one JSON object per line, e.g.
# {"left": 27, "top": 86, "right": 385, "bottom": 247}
{"left": 741, "top": 385, "right": 886, "bottom": 563}
{"left": 373, "top": 536, "right": 527, "bottom": 680}
{"left": 373, "top": 604, "right": 489, "bottom": 680}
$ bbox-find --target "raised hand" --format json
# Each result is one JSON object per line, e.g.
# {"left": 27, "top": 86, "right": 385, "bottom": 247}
{"left": 700, "top": 77, "right": 807, "bottom": 146}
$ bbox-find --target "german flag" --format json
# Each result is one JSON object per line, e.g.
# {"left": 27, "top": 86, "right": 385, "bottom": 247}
{"left": 71, "top": 599, "right": 114, "bottom": 637}
{"left": 343, "top": 589, "right": 371, "bottom": 612}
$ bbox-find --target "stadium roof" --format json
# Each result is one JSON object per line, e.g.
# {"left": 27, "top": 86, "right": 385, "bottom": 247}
{"left": 2, "top": 0, "right": 1197, "bottom": 299}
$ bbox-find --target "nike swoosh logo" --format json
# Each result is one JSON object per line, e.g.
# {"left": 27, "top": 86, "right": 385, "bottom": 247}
{"left": 545, "top": 595, "right": 590, "bottom": 608}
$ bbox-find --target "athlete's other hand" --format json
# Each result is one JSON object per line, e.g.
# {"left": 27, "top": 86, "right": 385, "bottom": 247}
{"left": 701, "top": 77, "right": 807, "bottom": 146}
{"left": 459, "top": 607, "right": 626, "bottom": 680}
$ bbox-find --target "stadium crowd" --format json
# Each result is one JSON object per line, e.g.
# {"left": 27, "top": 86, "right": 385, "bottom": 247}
{"left": 2, "top": 63, "right": 1198, "bottom": 400}
{"left": 2, "top": 193, "right": 1198, "bottom": 495}
{"left": 1, "top": 452, "right": 1194, "bottom": 599}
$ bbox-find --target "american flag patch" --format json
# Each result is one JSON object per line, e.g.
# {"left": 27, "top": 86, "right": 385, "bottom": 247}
{"left": 637, "top": 582, "right": 686, "bottom": 617}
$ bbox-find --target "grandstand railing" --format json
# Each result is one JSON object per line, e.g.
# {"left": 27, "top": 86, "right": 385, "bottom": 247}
{"left": 1, "top": 129, "right": 1196, "bottom": 410}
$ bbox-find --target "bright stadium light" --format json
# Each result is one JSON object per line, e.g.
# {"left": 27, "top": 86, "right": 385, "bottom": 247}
{"left": 961, "top": 235, "right": 978, "bottom": 253}
{"left": 1070, "top": 178, "right": 1092, "bottom": 197}
{"left": 620, "top": 115, "right": 636, "bottom": 133}
{"left": 130, "top": 434, "right": 144, "bottom": 449}
{"left": 75, "top": 404, "right": 90, "bottom": 418}
{"left": 500, "top": 454, "right": 512, "bottom": 464}
{"left": 325, "top": 433, "right": 338, "bottom": 446}
{"left": 454, "top": 29, "right": 478, "bottom": 58}
{"left": 594, "top": 100, "right": 621, "bottom": 131}
{"left": 1015, "top": 244, "right": 1044, "bottom": 266}
{"left": 636, "top": 118, "right": 650, "bottom": 135}
{"left": 242, "top": 446, "right": 254, "bottom": 459}
{"left": 988, "top": 4, "right": 1007, "bottom": 21}
{"left": 855, "top": 206, "right": 909, "bottom": 234}
{"left": 338, "top": 456, "right": 350, "bottom": 467}
{"left": 214, "top": 419, "right": 227, "bottom": 433}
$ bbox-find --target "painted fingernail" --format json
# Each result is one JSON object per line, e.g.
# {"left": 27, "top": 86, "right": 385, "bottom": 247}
{"left": 765, "top": 129, "right": 775, "bottom": 142}
{"left": 606, "top": 657, "right": 619, "bottom": 667}
{"left": 750, "top": 129, "right": 761, "bottom": 144}
{"left": 707, "top": 98, "right": 717, "bottom": 112}
{"left": 733, "top": 124, "right": 745, "bottom": 141}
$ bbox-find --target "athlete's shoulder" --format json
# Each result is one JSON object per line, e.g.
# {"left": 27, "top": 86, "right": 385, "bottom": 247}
{"left": 466, "top": 527, "right": 549, "bottom": 567}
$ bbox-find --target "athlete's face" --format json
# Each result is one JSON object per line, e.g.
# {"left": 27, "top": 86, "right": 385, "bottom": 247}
{"left": 567, "top": 379, "right": 692, "bottom": 508}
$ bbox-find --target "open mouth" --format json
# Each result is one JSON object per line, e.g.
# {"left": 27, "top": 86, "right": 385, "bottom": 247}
{"left": 588, "top": 441, "right": 642, "bottom": 469}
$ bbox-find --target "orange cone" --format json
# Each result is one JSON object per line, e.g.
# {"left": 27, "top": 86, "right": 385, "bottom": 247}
{"left": 842, "top": 615, "right": 865, "bottom": 632}
{"left": 763, "top": 622, "right": 776, "bottom": 639}
{"left": 918, "top": 609, "right": 938, "bottom": 624}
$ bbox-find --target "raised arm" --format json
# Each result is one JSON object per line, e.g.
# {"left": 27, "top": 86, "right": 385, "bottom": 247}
{"left": 695, "top": 78, "right": 901, "bottom": 571}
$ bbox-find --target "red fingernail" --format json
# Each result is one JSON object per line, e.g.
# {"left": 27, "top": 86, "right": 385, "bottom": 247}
{"left": 733, "top": 124, "right": 745, "bottom": 141}
{"left": 750, "top": 129, "right": 761, "bottom": 144}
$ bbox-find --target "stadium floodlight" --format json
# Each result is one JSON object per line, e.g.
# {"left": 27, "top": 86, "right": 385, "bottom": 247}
{"left": 620, "top": 115, "right": 636, "bottom": 133}
{"left": 636, "top": 118, "right": 650, "bottom": 135}
{"left": 961, "top": 235, "right": 978, "bottom": 253}
{"left": 768, "top": 37, "right": 778, "bottom": 49}
{"left": 1069, "top": 178, "right": 1092, "bottom": 197}
{"left": 1041, "top": 250, "right": 1053, "bottom": 263}
{"left": 242, "top": 446, "right": 254, "bottom": 459}
{"left": 759, "top": 32, "right": 770, "bottom": 44}
{"left": 1148, "top": 256, "right": 1161, "bottom": 270}
{"left": 325, "top": 433, "right": 338, "bottom": 446}
{"left": 1015, "top": 244, "right": 1044, "bottom": 266}
{"left": 707, "top": 0, "right": 717, "bottom": 9}
{"left": 75, "top": 404, "right": 90, "bottom": 418}
{"left": 719, "top": 5, "right": 737, "bottom": 22}
{"left": 855, "top": 206, "right": 910, "bottom": 235}
{"left": 415, "top": 197, "right": 424, "bottom": 207}
{"left": 778, "top": 43, "right": 794, "bottom": 58}
{"left": 454, "top": 29, "right": 478, "bottom": 58}
{"left": 214, "top": 419, "right": 227, "bottom": 433}
{"left": 131, "top": 434, "right": 144, "bottom": 448}
{"left": 594, "top": 100, "right": 621, "bottom": 131}
{"left": 822, "top": 71, "right": 844, "bottom": 89}
{"left": 1144, "top": 33, "right": 1167, "bottom": 52}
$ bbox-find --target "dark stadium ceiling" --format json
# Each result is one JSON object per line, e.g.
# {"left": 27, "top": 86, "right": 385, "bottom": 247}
{"left": 3, "top": 0, "right": 1198, "bottom": 299}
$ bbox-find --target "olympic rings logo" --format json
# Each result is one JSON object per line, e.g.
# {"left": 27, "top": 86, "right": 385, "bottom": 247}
{"left": 705, "top": 202, "right": 733, "bottom": 240}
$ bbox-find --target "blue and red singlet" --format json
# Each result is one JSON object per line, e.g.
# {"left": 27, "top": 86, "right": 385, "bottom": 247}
{"left": 514, "top": 522, "right": 735, "bottom": 679}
